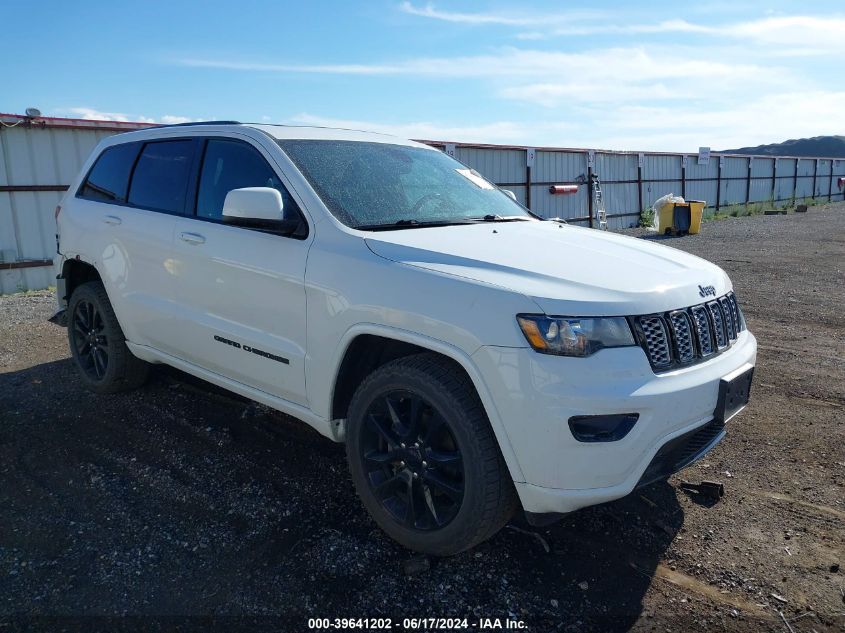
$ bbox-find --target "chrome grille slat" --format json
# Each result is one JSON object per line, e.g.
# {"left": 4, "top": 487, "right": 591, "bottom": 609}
{"left": 637, "top": 292, "right": 744, "bottom": 372}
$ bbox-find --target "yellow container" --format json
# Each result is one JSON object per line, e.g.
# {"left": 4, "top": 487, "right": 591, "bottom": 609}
{"left": 687, "top": 200, "right": 705, "bottom": 235}
{"left": 656, "top": 200, "right": 705, "bottom": 235}
{"left": 656, "top": 200, "right": 675, "bottom": 233}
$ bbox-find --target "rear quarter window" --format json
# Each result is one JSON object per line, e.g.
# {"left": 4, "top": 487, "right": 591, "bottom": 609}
{"left": 78, "top": 142, "right": 140, "bottom": 203}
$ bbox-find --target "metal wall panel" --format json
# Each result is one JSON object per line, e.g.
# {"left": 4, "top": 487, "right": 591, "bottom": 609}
{"left": 601, "top": 182, "right": 639, "bottom": 216}
{"left": 815, "top": 160, "right": 832, "bottom": 198}
{"left": 454, "top": 147, "right": 526, "bottom": 185}
{"left": 644, "top": 154, "right": 681, "bottom": 181}
{"left": 530, "top": 184, "right": 588, "bottom": 221}
{"left": 775, "top": 159, "right": 797, "bottom": 205}
{"left": 750, "top": 157, "right": 774, "bottom": 179}
{"left": 685, "top": 158, "right": 718, "bottom": 180}
{"left": 0, "top": 117, "right": 142, "bottom": 293}
{"left": 749, "top": 178, "right": 774, "bottom": 203}
{"left": 642, "top": 180, "right": 683, "bottom": 208}
{"left": 721, "top": 157, "right": 748, "bottom": 181}
{"left": 533, "top": 150, "right": 587, "bottom": 183}
{"left": 719, "top": 178, "right": 746, "bottom": 207}
{"left": 684, "top": 180, "right": 718, "bottom": 207}
{"left": 595, "top": 152, "right": 637, "bottom": 182}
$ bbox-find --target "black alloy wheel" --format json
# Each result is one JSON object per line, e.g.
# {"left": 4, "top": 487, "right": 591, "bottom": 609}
{"left": 70, "top": 298, "right": 110, "bottom": 380}
{"left": 345, "top": 353, "right": 517, "bottom": 555}
{"left": 66, "top": 281, "right": 149, "bottom": 394}
{"left": 360, "top": 390, "right": 464, "bottom": 530}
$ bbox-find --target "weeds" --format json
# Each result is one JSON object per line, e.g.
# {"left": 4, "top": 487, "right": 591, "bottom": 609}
{"left": 638, "top": 208, "right": 655, "bottom": 228}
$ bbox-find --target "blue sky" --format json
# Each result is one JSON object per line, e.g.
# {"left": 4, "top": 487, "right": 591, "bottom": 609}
{"left": 3, "top": 1, "right": 844, "bottom": 151}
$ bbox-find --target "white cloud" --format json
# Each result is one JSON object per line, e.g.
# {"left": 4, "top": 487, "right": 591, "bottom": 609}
{"left": 177, "top": 47, "right": 768, "bottom": 82}
{"left": 159, "top": 114, "right": 194, "bottom": 124}
{"left": 398, "top": 4, "right": 845, "bottom": 55}
{"left": 499, "top": 82, "right": 683, "bottom": 107}
{"left": 547, "top": 18, "right": 711, "bottom": 36}
{"left": 176, "top": 46, "right": 784, "bottom": 112}
{"left": 398, "top": 2, "right": 602, "bottom": 26}
{"left": 62, "top": 107, "right": 195, "bottom": 125}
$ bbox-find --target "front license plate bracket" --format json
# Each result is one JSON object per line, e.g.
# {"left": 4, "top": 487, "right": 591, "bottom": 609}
{"left": 714, "top": 364, "right": 754, "bottom": 423}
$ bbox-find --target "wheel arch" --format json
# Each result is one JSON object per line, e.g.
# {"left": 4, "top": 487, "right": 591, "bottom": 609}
{"left": 60, "top": 258, "right": 103, "bottom": 304}
{"left": 328, "top": 324, "right": 525, "bottom": 484}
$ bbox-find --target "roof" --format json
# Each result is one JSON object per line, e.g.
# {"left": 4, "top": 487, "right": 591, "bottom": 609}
{"left": 246, "top": 123, "right": 429, "bottom": 148}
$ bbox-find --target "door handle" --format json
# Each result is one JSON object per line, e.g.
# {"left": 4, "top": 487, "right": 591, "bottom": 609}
{"left": 103, "top": 215, "right": 122, "bottom": 226}
{"left": 179, "top": 232, "right": 206, "bottom": 245}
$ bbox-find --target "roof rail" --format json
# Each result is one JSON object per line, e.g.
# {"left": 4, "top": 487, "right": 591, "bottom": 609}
{"left": 159, "top": 120, "right": 241, "bottom": 127}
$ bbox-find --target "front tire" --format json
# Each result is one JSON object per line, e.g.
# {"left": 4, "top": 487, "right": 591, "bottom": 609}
{"left": 67, "top": 281, "right": 150, "bottom": 394}
{"left": 346, "top": 353, "right": 517, "bottom": 556}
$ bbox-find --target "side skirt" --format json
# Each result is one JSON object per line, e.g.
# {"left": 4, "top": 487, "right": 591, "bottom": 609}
{"left": 125, "top": 342, "right": 340, "bottom": 441}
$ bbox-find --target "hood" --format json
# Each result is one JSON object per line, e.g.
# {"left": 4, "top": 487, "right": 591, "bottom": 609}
{"left": 364, "top": 221, "right": 731, "bottom": 316}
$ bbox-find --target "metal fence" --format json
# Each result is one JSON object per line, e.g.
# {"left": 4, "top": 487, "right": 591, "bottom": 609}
{"left": 425, "top": 141, "right": 845, "bottom": 230}
{"left": 2, "top": 112, "right": 845, "bottom": 293}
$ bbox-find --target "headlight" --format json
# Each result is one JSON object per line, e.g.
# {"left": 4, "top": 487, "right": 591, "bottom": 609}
{"left": 516, "top": 314, "right": 635, "bottom": 357}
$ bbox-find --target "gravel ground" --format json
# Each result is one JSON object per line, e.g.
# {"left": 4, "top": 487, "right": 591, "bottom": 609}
{"left": 1, "top": 203, "right": 843, "bottom": 632}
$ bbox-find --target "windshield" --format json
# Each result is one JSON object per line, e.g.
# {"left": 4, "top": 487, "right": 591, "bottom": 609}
{"left": 277, "top": 140, "right": 534, "bottom": 229}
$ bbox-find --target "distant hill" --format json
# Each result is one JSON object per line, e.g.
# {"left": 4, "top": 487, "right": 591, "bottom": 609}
{"left": 723, "top": 135, "right": 845, "bottom": 158}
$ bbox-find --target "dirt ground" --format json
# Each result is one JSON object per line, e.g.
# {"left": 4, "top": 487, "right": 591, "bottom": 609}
{"left": 1, "top": 204, "right": 843, "bottom": 633}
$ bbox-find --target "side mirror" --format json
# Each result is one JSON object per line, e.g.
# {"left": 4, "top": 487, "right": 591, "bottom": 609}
{"left": 502, "top": 189, "right": 517, "bottom": 202}
{"left": 222, "top": 187, "right": 284, "bottom": 222}
{"left": 221, "top": 187, "right": 302, "bottom": 235}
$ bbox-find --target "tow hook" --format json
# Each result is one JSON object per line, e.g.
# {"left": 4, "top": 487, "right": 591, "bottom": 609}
{"left": 680, "top": 480, "right": 725, "bottom": 501}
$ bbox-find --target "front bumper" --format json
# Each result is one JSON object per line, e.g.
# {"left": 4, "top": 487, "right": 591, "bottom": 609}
{"left": 471, "top": 330, "right": 757, "bottom": 514}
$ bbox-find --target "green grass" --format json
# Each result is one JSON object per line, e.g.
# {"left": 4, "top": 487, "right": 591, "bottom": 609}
{"left": 703, "top": 195, "right": 827, "bottom": 222}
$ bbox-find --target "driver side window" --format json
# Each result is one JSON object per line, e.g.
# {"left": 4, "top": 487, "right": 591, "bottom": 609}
{"left": 196, "top": 139, "right": 299, "bottom": 221}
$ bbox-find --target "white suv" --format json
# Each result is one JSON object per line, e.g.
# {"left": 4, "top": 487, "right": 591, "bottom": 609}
{"left": 53, "top": 122, "right": 756, "bottom": 555}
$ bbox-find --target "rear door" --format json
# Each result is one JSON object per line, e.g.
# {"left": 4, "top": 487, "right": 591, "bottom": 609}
{"left": 70, "top": 139, "right": 196, "bottom": 351}
{"left": 167, "top": 136, "right": 311, "bottom": 406}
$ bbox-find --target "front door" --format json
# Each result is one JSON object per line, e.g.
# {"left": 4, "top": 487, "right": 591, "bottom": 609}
{"left": 167, "top": 137, "right": 310, "bottom": 406}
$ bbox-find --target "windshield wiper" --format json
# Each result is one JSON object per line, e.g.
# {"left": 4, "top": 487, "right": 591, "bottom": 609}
{"left": 355, "top": 219, "right": 478, "bottom": 231}
{"left": 470, "top": 214, "right": 531, "bottom": 222}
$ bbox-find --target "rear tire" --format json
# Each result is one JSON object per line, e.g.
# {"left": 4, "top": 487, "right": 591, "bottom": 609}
{"left": 67, "top": 281, "right": 150, "bottom": 394}
{"left": 346, "top": 353, "right": 517, "bottom": 556}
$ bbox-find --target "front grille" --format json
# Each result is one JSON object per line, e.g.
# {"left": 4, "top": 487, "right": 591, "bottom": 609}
{"left": 633, "top": 292, "right": 745, "bottom": 372}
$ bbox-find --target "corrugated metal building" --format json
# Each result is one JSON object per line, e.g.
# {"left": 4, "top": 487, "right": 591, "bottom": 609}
{"left": 0, "top": 114, "right": 152, "bottom": 294}
{"left": 2, "top": 112, "right": 844, "bottom": 293}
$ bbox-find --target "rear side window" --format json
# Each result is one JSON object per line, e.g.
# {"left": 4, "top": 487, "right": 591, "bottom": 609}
{"left": 128, "top": 140, "right": 195, "bottom": 214}
{"left": 196, "top": 139, "right": 297, "bottom": 220}
{"left": 78, "top": 143, "right": 140, "bottom": 203}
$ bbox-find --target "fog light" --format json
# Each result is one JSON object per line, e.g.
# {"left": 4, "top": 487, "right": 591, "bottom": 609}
{"left": 568, "top": 413, "right": 639, "bottom": 442}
